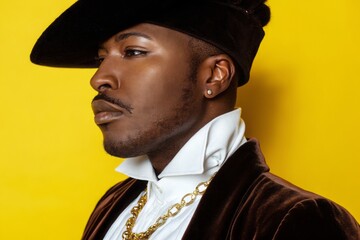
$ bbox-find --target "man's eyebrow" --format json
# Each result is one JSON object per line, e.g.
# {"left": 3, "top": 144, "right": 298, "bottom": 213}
{"left": 115, "top": 32, "right": 153, "bottom": 42}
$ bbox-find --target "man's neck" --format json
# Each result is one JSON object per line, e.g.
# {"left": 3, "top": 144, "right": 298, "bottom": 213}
{"left": 147, "top": 107, "right": 237, "bottom": 176}
{"left": 147, "top": 130, "right": 197, "bottom": 176}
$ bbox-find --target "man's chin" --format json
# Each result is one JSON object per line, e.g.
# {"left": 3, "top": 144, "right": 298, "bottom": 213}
{"left": 103, "top": 140, "right": 142, "bottom": 158}
{"left": 104, "top": 143, "right": 127, "bottom": 158}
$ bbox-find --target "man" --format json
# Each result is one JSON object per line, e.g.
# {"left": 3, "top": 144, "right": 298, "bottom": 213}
{"left": 31, "top": 0, "right": 360, "bottom": 239}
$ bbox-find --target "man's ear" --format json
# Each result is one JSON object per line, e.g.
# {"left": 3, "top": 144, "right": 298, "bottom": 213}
{"left": 198, "top": 54, "right": 236, "bottom": 98}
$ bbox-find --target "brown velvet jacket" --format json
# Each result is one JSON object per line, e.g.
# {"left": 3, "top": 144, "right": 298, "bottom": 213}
{"left": 82, "top": 139, "right": 360, "bottom": 239}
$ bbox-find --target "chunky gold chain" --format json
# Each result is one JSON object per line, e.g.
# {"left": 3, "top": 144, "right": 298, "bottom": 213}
{"left": 122, "top": 173, "right": 216, "bottom": 240}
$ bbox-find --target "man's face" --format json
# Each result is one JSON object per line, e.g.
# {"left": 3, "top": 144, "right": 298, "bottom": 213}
{"left": 91, "top": 24, "right": 206, "bottom": 159}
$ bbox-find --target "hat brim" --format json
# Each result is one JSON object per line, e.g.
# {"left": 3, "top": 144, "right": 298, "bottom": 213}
{"left": 31, "top": 0, "right": 264, "bottom": 86}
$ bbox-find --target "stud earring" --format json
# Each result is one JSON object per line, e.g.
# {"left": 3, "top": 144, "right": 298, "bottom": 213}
{"left": 207, "top": 89, "right": 213, "bottom": 95}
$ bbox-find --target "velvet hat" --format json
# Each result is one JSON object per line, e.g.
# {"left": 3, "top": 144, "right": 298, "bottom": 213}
{"left": 30, "top": 0, "right": 270, "bottom": 86}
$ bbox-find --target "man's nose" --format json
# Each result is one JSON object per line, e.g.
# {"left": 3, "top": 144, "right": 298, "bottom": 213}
{"left": 90, "top": 60, "right": 119, "bottom": 92}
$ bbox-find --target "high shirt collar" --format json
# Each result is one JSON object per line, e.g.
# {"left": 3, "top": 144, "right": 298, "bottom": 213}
{"left": 116, "top": 108, "right": 246, "bottom": 182}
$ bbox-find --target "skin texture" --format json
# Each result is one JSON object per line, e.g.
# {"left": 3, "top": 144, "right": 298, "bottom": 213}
{"left": 90, "top": 23, "right": 237, "bottom": 174}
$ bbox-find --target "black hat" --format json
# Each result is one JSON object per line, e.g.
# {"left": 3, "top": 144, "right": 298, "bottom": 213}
{"left": 30, "top": 0, "right": 270, "bottom": 86}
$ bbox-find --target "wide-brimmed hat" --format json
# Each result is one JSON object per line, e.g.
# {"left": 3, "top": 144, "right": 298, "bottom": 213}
{"left": 30, "top": 0, "right": 268, "bottom": 86}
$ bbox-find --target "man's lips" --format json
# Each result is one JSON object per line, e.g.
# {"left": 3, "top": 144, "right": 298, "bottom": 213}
{"left": 92, "top": 99, "right": 125, "bottom": 125}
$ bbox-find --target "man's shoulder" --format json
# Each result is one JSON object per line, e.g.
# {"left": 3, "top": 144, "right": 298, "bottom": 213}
{"left": 250, "top": 172, "right": 349, "bottom": 213}
{"left": 204, "top": 139, "right": 360, "bottom": 239}
{"left": 231, "top": 171, "right": 360, "bottom": 239}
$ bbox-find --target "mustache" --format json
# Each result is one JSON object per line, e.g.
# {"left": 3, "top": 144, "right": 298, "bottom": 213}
{"left": 92, "top": 94, "right": 133, "bottom": 114}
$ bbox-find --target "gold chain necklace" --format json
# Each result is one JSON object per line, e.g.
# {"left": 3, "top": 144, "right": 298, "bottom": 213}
{"left": 122, "top": 173, "right": 216, "bottom": 240}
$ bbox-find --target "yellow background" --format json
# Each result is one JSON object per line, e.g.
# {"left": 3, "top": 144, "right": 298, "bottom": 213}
{"left": 1, "top": 0, "right": 359, "bottom": 239}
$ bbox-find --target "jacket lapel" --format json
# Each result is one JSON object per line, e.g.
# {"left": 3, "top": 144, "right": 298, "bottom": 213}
{"left": 182, "top": 139, "right": 269, "bottom": 239}
{"left": 82, "top": 178, "right": 147, "bottom": 239}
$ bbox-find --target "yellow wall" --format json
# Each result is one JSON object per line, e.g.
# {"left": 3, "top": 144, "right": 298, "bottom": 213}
{"left": 0, "top": 1, "right": 359, "bottom": 239}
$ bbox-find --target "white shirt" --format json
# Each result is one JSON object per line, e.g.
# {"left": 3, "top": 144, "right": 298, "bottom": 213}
{"left": 104, "top": 109, "right": 246, "bottom": 240}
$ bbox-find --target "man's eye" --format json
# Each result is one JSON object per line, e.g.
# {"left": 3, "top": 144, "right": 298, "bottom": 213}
{"left": 124, "top": 49, "right": 147, "bottom": 57}
{"left": 95, "top": 56, "right": 105, "bottom": 65}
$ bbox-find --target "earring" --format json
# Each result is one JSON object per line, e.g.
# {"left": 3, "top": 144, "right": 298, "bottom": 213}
{"left": 207, "top": 89, "right": 213, "bottom": 95}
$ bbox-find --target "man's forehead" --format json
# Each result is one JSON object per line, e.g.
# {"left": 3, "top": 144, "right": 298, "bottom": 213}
{"left": 100, "top": 23, "right": 192, "bottom": 47}
{"left": 120, "top": 24, "right": 191, "bottom": 39}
